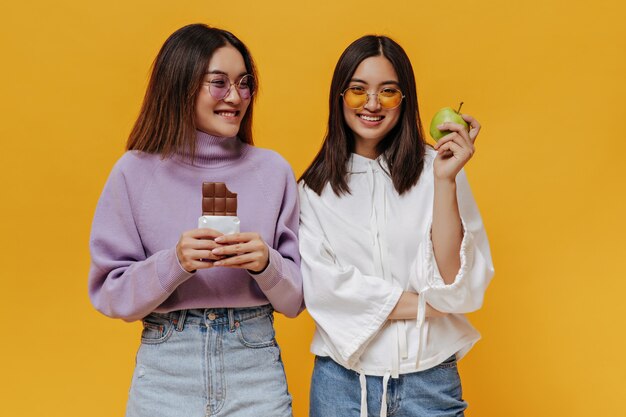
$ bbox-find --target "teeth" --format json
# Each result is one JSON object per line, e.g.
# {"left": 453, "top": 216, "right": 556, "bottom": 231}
{"left": 217, "top": 111, "right": 236, "bottom": 117}
{"left": 359, "top": 114, "right": 383, "bottom": 121}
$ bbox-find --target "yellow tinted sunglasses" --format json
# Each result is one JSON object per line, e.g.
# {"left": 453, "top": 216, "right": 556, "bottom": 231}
{"left": 341, "top": 86, "right": 404, "bottom": 110}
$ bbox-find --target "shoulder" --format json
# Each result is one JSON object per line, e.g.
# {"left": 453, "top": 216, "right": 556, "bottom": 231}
{"left": 298, "top": 180, "right": 335, "bottom": 209}
{"left": 112, "top": 150, "right": 160, "bottom": 174}
{"left": 298, "top": 181, "right": 320, "bottom": 217}
{"left": 107, "top": 151, "right": 161, "bottom": 189}
{"left": 247, "top": 146, "right": 291, "bottom": 167}
{"left": 246, "top": 146, "right": 295, "bottom": 178}
{"left": 298, "top": 181, "right": 312, "bottom": 199}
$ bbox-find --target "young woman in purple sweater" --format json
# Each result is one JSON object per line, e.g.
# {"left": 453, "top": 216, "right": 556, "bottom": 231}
{"left": 88, "top": 24, "right": 303, "bottom": 417}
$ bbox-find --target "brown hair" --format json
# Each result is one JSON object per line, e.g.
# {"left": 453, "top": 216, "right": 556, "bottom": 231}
{"left": 300, "top": 35, "right": 426, "bottom": 196}
{"left": 126, "top": 24, "right": 258, "bottom": 160}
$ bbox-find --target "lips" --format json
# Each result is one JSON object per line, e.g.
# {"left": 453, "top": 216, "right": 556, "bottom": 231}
{"left": 214, "top": 110, "right": 240, "bottom": 118}
{"left": 358, "top": 114, "right": 384, "bottom": 122}
{"left": 356, "top": 113, "right": 385, "bottom": 126}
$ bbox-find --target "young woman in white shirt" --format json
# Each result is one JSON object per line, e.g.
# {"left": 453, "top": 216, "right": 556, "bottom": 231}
{"left": 299, "top": 35, "right": 495, "bottom": 417}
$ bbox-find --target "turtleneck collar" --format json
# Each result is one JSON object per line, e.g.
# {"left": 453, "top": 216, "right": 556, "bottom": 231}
{"left": 176, "top": 130, "right": 248, "bottom": 167}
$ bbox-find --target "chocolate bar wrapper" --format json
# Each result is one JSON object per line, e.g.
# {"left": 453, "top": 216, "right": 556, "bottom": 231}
{"left": 197, "top": 215, "right": 240, "bottom": 235}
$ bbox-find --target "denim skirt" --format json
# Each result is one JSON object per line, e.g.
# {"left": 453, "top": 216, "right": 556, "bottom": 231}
{"left": 125, "top": 305, "right": 292, "bottom": 417}
{"left": 310, "top": 355, "right": 466, "bottom": 417}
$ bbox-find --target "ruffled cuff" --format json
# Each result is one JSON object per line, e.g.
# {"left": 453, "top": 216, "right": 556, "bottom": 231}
{"left": 424, "top": 219, "right": 475, "bottom": 290}
{"left": 157, "top": 248, "right": 195, "bottom": 293}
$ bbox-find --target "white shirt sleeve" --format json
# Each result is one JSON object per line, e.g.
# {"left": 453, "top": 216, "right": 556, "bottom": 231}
{"left": 411, "top": 169, "right": 495, "bottom": 313}
{"left": 299, "top": 185, "right": 403, "bottom": 368}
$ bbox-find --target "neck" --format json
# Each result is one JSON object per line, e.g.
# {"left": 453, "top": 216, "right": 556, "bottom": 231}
{"left": 354, "top": 143, "right": 381, "bottom": 160}
{"left": 177, "top": 130, "right": 247, "bottom": 167}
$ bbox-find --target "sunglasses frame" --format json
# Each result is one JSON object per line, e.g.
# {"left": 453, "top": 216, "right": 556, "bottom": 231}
{"left": 340, "top": 86, "right": 405, "bottom": 110}
{"left": 204, "top": 73, "right": 256, "bottom": 101}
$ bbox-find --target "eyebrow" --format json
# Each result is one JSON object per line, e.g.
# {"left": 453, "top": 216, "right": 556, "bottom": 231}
{"left": 350, "top": 78, "right": 399, "bottom": 86}
{"left": 206, "top": 70, "right": 249, "bottom": 77}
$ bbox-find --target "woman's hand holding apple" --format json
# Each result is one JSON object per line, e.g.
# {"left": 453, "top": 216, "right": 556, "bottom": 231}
{"left": 433, "top": 114, "right": 481, "bottom": 182}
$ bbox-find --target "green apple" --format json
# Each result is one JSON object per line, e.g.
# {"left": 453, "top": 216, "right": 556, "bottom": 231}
{"left": 429, "top": 102, "right": 469, "bottom": 142}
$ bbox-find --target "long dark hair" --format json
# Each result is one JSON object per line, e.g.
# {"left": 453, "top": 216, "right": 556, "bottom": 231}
{"left": 127, "top": 24, "right": 258, "bottom": 159}
{"left": 300, "top": 35, "right": 426, "bottom": 196}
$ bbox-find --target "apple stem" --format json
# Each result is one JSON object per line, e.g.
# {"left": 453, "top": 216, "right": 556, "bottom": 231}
{"left": 456, "top": 102, "right": 464, "bottom": 114}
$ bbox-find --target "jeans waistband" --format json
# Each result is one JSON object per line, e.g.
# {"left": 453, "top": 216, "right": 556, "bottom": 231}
{"left": 145, "top": 304, "right": 274, "bottom": 332}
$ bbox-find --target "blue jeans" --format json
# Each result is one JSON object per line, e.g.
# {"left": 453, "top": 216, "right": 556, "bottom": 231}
{"left": 126, "top": 305, "right": 292, "bottom": 417}
{"left": 310, "top": 356, "right": 466, "bottom": 417}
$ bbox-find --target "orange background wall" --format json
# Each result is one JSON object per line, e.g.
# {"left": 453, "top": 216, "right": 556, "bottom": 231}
{"left": 1, "top": 1, "right": 625, "bottom": 416}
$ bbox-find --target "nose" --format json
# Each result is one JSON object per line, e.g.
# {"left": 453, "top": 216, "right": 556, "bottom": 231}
{"left": 363, "top": 93, "right": 381, "bottom": 112}
{"left": 223, "top": 85, "right": 242, "bottom": 105}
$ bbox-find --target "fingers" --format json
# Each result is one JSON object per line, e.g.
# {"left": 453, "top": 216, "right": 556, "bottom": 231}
{"left": 212, "top": 233, "right": 265, "bottom": 258}
{"left": 183, "top": 259, "right": 215, "bottom": 272}
{"left": 192, "top": 249, "right": 224, "bottom": 261}
{"left": 178, "top": 231, "right": 269, "bottom": 273}
{"left": 184, "top": 228, "right": 225, "bottom": 240}
{"left": 211, "top": 241, "right": 255, "bottom": 257}
{"left": 435, "top": 131, "right": 475, "bottom": 158}
{"left": 461, "top": 114, "right": 481, "bottom": 142}
{"left": 176, "top": 249, "right": 215, "bottom": 272}
{"left": 434, "top": 122, "right": 471, "bottom": 147}
{"left": 214, "top": 253, "right": 256, "bottom": 268}
{"left": 214, "top": 232, "right": 258, "bottom": 245}
{"left": 177, "top": 228, "right": 226, "bottom": 272}
{"left": 433, "top": 115, "right": 480, "bottom": 181}
{"left": 213, "top": 251, "right": 269, "bottom": 272}
{"left": 436, "top": 139, "right": 464, "bottom": 158}
{"left": 211, "top": 236, "right": 266, "bottom": 258}
{"left": 179, "top": 234, "right": 223, "bottom": 251}
{"left": 184, "top": 240, "right": 221, "bottom": 250}
{"left": 212, "top": 233, "right": 270, "bottom": 272}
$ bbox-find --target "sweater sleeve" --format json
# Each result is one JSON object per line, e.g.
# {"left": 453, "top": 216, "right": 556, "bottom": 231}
{"left": 410, "top": 169, "right": 495, "bottom": 313}
{"left": 248, "top": 165, "right": 304, "bottom": 318}
{"left": 88, "top": 160, "right": 194, "bottom": 322}
{"left": 299, "top": 185, "right": 403, "bottom": 368}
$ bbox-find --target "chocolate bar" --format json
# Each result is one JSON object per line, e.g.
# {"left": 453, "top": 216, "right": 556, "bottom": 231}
{"left": 202, "top": 182, "right": 237, "bottom": 216}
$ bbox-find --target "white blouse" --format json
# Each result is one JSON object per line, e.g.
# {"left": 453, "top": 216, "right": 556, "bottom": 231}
{"left": 299, "top": 149, "right": 495, "bottom": 379}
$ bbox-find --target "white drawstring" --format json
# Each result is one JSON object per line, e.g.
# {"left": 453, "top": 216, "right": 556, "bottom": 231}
{"left": 359, "top": 372, "right": 368, "bottom": 417}
{"left": 366, "top": 163, "right": 377, "bottom": 247}
{"left": 367, "top": 162, "right": 392, "bottom": 288}
{"left": 378, "top": 174, "right": 391, "bottom": 281}
{"left": 391, "top": 338, "right": 399, "bottom": 380}
{"left": 368, "top": 161, "right": 399, "bottom": 381}
{"left": 359, "top": 370, "right": 393, "bottom": 417}
{"left": 359, "top": 159, "right": 398, "bottom": 417}
{"left": 415, "top": 288, "right": 429, "bottom": 367}
{"left": 379, "top": 372, "right": 391, "bottom": 417}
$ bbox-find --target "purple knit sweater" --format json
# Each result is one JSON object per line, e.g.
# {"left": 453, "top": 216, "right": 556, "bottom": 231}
{"left": 88, "top": 131, "right": 303, "bottom": 322}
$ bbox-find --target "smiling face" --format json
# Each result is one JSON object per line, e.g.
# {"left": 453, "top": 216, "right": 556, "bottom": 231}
{"left": 342, "top": 55, "right": 402, "bottom": 159}
{"left": 195, "top": 45, "right": 252, "bottom": 138}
